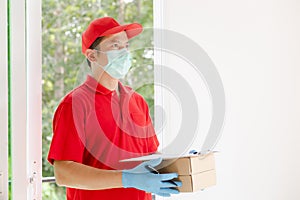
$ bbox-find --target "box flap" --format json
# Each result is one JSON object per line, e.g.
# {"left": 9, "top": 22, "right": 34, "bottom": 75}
{"left": 158, "top": 153, "right": 215, "bottom": 175}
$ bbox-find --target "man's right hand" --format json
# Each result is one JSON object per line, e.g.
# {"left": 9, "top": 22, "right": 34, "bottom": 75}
{"left": 122, "top": 158, "right": 182, "bottom": 197}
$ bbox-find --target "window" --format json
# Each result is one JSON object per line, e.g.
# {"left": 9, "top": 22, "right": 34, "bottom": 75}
{"left": 2, "top": 0, "right": 159, "bottom": 198}
{"left": 41, "top": 0, "right": 156, "bottom": 199}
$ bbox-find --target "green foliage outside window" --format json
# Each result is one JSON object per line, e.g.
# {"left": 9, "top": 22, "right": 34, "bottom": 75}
{"left": 42, "top": 0, "right": 154, "bottom": 199}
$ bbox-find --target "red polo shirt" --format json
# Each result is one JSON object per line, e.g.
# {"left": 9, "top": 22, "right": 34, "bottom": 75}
{"left": 47, "top": 75, "right": 159, "bottom": 200}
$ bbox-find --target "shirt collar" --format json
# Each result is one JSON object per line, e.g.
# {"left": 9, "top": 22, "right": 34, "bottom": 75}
{"left": 84, "top": 75, "right": 113, "bottom": 95}
{"left": 84, "top": 75, "right": 132, "bottom": 95}
{"left": 118, "top": 80, "right": 132, "bottom": 95}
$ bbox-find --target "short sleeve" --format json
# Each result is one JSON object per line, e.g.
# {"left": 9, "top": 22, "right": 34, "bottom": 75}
{"left": 139, "top": 96, "right": 160, "bottom": 153}
{"left": 147, "top": 134, "right": 160, "bottom": 153}
{"left": 145, "top": 105, "right": 160, "bottom": 153}
{"left": 47, "top": 101, "right": 86, "bottom": 165}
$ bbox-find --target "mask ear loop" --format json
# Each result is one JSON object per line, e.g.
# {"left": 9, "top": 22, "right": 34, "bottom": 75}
{"left": 88, "top": 49, "right": 106, "bottom": 68}
{"left": 93, "top": 49, "right": 107, "bottom": 54}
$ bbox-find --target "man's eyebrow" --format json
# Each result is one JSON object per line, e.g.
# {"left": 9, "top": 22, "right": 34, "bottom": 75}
{"left": 109, "top": 38, "right": 129, "bottom": 43}
{"left": 101, "top": 36, "right": 129, "bottom": 45}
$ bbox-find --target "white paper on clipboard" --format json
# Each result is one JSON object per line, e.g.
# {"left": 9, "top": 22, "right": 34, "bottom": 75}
{"left": 120, "top": 153, "right": 199, "bottom": 162}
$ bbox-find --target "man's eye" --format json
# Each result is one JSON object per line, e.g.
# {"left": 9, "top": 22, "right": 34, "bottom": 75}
{"left": 112, "top": 43, "right": 119, "bottom": 48}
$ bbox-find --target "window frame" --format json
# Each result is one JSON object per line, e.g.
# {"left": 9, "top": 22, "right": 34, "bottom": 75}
{"left": 153, "top": 0, "right": 164, "bottom": 152}
{"left": 5, "top": 0, "right": 162, "bottom": 199}
{"left": 10, "top": 0, "right": 42, "bottom": 199}
{"left": 0, "top": 0, "right": 9, "bottom": 199}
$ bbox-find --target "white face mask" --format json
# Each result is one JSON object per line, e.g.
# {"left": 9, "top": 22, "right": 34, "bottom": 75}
{"left": 93, "top": 48, "right": 132, "bottom": 79}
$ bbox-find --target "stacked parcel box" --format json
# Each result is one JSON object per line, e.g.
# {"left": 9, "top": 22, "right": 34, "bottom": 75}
{"left": 157, "top": 152, "right": 216, "bottom": 192}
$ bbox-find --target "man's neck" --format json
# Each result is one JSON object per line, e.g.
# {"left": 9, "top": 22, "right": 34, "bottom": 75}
{"left": 92, "top": 71, "right": 118, "bottom": 91}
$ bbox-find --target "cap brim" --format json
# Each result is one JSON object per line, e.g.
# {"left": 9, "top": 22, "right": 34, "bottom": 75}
{"left": 100, "top": 23, "right": 143, "bottom": 39}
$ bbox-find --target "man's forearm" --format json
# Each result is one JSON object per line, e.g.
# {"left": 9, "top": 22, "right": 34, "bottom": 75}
{"left": 54, "top": 160, "right": 123, "bottom": 190}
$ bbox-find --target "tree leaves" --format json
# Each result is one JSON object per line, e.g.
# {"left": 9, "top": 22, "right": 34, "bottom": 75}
{"left": 42, "top": 0, "right": 154, "bottom": 198}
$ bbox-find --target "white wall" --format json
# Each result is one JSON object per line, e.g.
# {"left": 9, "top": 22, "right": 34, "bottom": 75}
{"left": 159, "top": 0, "right": 300, "bottom": 199}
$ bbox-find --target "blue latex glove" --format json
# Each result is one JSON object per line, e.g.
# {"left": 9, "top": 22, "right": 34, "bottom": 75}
{"left": 122, "top": 158, "right": 182, "bottom": 197}
{"left": 189, "top": 149, "right": 199, "bottom": 154}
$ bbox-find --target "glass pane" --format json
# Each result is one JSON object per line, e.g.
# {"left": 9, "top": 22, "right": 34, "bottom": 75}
{"left": 42, "top": 182, "right": 66, "bottom": 199}
{"left": 42, "top": 0, "right": 154, "bottom": 198}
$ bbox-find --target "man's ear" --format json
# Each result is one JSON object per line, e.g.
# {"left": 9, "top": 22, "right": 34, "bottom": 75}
{"left": 85, "top": 49, "right": 97, "bottom": 63}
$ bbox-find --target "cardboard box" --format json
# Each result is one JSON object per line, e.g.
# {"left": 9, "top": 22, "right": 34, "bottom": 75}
{"left": 157, "top": 153, "right": 216, "bottom": 192}
{"left": 121, "top": 152, "right": 217, "bottom": 193}
{"left": 176, "top": 169, "right": 216, "bottom": 192}
{"left": 157, "top": 153, "right": 215, "bottom": 175}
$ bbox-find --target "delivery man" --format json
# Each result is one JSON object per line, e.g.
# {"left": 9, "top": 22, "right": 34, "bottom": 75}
{"left": 47, "top": 16, "right": 181, "bottom": 200}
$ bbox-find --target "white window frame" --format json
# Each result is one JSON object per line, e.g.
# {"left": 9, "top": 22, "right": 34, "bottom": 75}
{"left": 0, "top": 0, "right": 9, "bottom": 199}
{"left": 153, "top": 0, "right": 164, "bottom": 151}
{"left": 10, "top": 0, "right": 42, "bottom": 199}
{"left": 153, "top": 0, "right": 176, "bottom": 155}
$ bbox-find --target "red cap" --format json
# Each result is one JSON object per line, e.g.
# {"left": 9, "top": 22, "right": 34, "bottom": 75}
{"left": 81, "top": 17, "right": 143, "bottom": 54}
